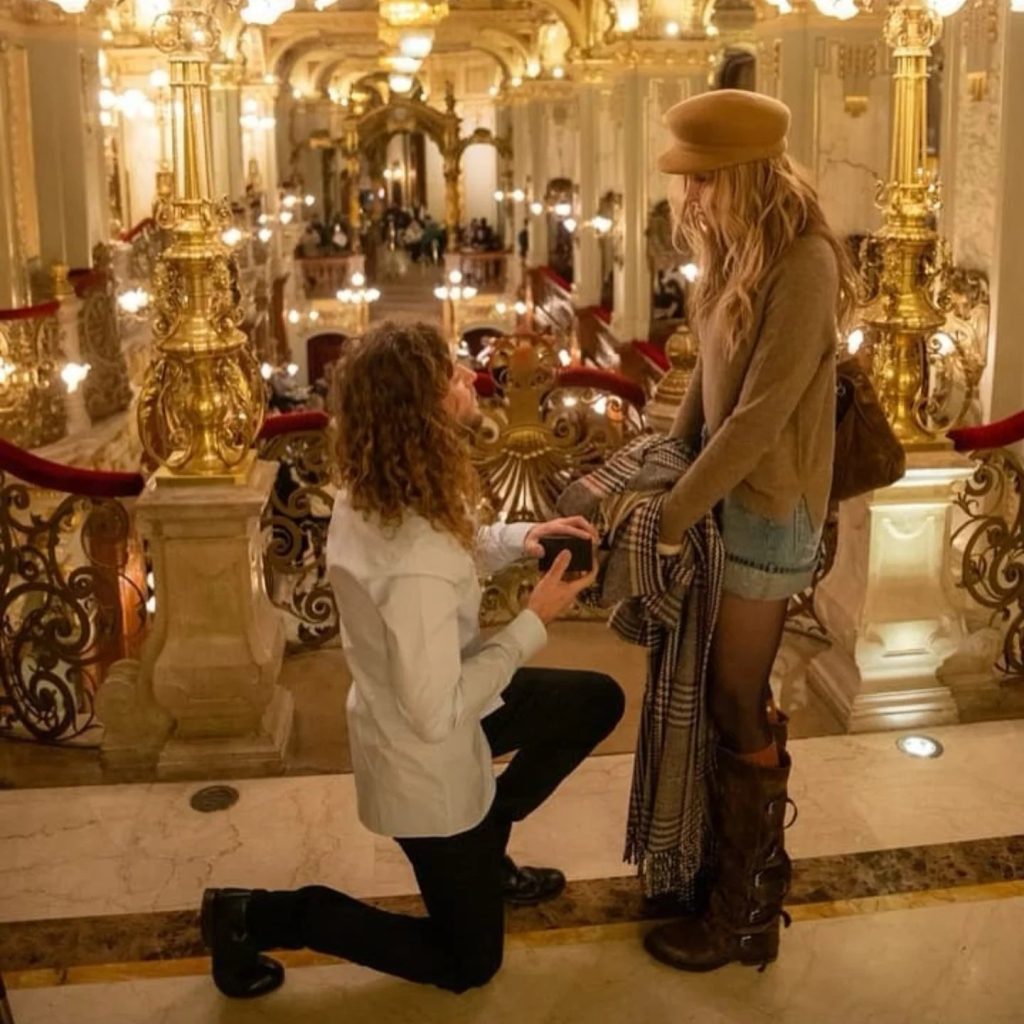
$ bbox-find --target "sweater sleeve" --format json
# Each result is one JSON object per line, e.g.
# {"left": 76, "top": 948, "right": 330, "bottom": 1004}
{"left": 659, "top": 243, "right": 838, "bottom": 542}
{"left": 668, "top": 352, "right": 704, "bottom": 447}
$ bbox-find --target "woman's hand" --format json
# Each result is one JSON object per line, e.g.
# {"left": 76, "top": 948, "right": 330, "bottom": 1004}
{"left": 523, "top": 516, "right": 599, "bottom": 558}
{"left": 526, "top": 550, "right": 599, "bottom": 625}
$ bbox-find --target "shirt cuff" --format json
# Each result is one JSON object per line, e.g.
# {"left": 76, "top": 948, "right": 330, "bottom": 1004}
{"left": 505, "top": 608, "right": 548, "bottom": 664}
{"left": 501, "top": 521, "right": 536, "bottom": 559}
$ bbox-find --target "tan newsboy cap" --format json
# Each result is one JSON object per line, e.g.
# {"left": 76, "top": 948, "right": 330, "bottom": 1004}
{"left": 657, "top": 89, "right": 791, "bottom": 175}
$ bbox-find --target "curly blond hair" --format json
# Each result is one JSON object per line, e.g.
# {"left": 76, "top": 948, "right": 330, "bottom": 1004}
{"left": 669, "top": 154, "right": 859, "bottom": 354}
{"left": 331, "top": 320, "right": 480, "bottom": 549}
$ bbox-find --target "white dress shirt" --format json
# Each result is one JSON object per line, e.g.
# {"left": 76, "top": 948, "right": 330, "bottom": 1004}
{"left": 326, "top": 493, "right": 547, "bottom": 839}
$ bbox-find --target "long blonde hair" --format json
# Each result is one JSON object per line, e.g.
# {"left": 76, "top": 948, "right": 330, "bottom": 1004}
{"left": 670, "top": 155, "right": 858, "bottom": 352}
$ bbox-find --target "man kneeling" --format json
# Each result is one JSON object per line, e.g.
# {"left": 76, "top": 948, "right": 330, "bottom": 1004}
{"left": 201, "top": 321, "right": 625, "bottom": 998}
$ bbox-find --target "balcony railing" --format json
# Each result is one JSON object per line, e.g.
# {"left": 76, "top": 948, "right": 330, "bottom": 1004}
{"left": 0, "top": 301, "right": 67, "bottom": 450}
{"left": 297, "top": 257, "right": 358, "bottom": 301}
{"left": 455, "top": 250, "right": 511, "bottom": 294}
{"left": 950, "top": 414, "right": 1024, "bottom": 679}
{"left": 0, "top": 438, "right": 147, "bottom": 743}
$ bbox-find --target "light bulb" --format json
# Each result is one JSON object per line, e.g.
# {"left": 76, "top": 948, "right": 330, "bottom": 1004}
{"left": 514, "top": 301, "right": 528, "bottom": 315}
{"left": 554, "top": 201, "right": 572, "bottom": 218}
{"left": 388, "top": 73, "right": 414, "bottom": 94}
{"left": 258, "top": 228, "right": 273, "bottom": 243}
{"left": 495, "top": 301, "right": 508, "bottom": 315}
{"left": 494, "top": 189, "right": 505, "bottom": 202}
{"left": 304, "top": 194, "right": 315, "bottom": 206}
{"left": 530, "top": 201, "right": 544, "bottom": 216}
{"left": 847, "top": 328, "right": 865, "bottom": 355}
{"left": 149, "top": 69, "right": 170, "bottom": 90}
{"left": 665, "top": 20, "right": 680, "bottom": 36}
{"left": 558, "top": 349, "right": 572, "bottom": 367}
{"left": 434, "top": 286, "right": 448, "bottom": 300}
{"left": 279, "top": 210, "right": 294, "bottom": 225}
{"left": 511, "top": 188, "right": 526, "bottom": 203}
{"left": 286, "top": 363, "right": 299, "bottom": 377}
{"left": 448, "top": 270, "right": 463, "bottom": 285}
{"left": 552, "top": 66, "right": 565, "bottom": 79}
{"left": 308, "top": 310, "right": 320, "bottom": 322}
{"left": 399, "top": 32, "right": 433, "bottom": 59}
{"left": 390, "top": 55, "right": 421, "bottom": 74}
{"left": 287, "top": 309, "right": 301, "bottom": 324}
{"left": 60, "top": 362, "right": 91, "bottom": 393}
{"left": 260, "top": 363, "right": 274, "bottom": 380}
{"left": 680, "top": 262, "right": 699, "bottom": 282}
{"left": 221, "top": 227, "right": 243, "bottom": 246}
{"left": 563, "top": 217, "right": 577, "bottom": 232}
{"left": 366, "top": 288, "right": 381, "bottom": 302}
{"left": 351, "top": 271, "right": 366, "bottom": 287}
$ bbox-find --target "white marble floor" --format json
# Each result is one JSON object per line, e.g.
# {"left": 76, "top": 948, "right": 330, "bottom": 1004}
{"left": 9, "top": 895, "right": 1024, "bottom": 1024}
{"left": 2, "top": 720, "right": 1024, "bottom": 924}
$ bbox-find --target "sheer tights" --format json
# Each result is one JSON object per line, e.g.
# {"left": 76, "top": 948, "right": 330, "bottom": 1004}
{"left": 709, "top": 593, "right": 789, "bottom": 755}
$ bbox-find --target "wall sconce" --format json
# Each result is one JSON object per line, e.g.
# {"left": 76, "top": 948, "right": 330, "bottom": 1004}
{"left": 61, "top": 362, "right": 92, "bottom": 394}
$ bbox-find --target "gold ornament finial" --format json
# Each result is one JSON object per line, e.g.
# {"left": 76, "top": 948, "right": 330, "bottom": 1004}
{"left": 136, "top": 5, "right": 265, "bottom": 480}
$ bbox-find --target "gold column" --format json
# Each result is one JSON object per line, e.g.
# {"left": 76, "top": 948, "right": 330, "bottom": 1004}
{"left": 863, "top": 0, "right": 948, "bottom": 450}
{"left": 342, "top": 115, "right": 362, "bottom": 253}
{"left": 136, "top": 5, "right": 265, "bottom": 479}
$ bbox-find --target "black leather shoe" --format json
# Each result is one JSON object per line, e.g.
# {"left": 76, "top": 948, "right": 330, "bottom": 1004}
{"left": 501, "top": 856, "right": 566, "bottom": 906}
{"left": 201, "top": 888, "right": 285, "bottom": 999}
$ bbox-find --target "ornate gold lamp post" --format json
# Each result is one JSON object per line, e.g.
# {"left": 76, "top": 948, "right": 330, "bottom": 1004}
{"left": 860, "top": 0, "right": 950, "bottom": 449}
{"left": 136, "top": 3, "right": 265, "bottom": 480}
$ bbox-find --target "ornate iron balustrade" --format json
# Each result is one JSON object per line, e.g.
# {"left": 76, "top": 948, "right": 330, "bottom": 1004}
{"left": 70, "top": 263, "right": 133, "bottom": 423}
{"left": 471, "top": 337, "right": 646, "bottom": 626}
{"left": 950, "top": 415, "right": 1024, "bottom": 679}
{"left": 0, "top": 301, "right": 67, "bottom": 450}
{"left": 0, "top": 439, "right": 147, "bottom": 743}
{"left": 257, "top": 412, "right": 340, "bottom": 653}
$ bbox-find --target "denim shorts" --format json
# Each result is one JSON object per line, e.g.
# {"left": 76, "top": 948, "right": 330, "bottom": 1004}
{"left": 717, "top": 494, "right": 822, "bottom": 601}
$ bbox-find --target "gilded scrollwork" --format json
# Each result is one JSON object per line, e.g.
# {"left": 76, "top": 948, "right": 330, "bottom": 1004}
{"left": 952, "top": 449, "right": 1024, "bottom": 678}
{"left": 0, "top": 476, "right": 147, "bottom": 742}
{"left": 0, "top": 309, "right": 67, "bottom": 450}
{"left": 472, "top": 336, "right": 645, "bottom": 624}
{"left": 257, "top": 427, "right": 339, "bottom": 652}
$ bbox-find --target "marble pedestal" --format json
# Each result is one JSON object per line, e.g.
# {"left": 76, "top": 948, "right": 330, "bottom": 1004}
{"left": 809, "top": 451, "right": 976, "bottom": 733}
{"left": 132, "top": 459, "right": 291, "bottom": 779}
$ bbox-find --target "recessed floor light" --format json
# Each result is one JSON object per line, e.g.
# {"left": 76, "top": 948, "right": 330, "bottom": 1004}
{"left": 896, "top": 735, "right": 944, "bottom": 759}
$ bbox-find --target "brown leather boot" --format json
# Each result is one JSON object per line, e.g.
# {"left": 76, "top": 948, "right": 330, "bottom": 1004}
{"left": 767, "top": 703, "right": 789, "bottom": 754}
{"left": 643, "top": 747, "right": 793, "bottom": 972}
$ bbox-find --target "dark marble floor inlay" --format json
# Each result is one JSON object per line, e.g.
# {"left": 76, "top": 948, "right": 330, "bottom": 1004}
{"left": 3, "top": 834, "right": 1023, "bottom": 975}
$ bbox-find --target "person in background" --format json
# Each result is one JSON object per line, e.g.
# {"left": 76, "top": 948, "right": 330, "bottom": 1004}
{"left": 200, "top": 321, "right": 624, "bottom": 1000}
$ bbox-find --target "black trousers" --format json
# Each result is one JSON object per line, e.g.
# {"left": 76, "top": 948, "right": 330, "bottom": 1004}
{"left": 245, "top": 667, "right": 624, "bottom": 993}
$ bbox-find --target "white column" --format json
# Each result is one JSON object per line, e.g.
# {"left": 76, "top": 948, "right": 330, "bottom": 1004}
{"left": 527, "top": 97, "right": 550, "bottom": 267}
{"left": 612, "top": 71, "right": 652, "bottom": 342}
{"left": 210, "top": 67, "right": 246, "bottom": 202}
{"left": 984, "top": 11, "right": 1024, "bottom": 423}
{"left": 0, "top": 39, "right": 29, "bottom": 306}
{"left": 27, "top": 36, "right": 109, "bottom": 269}
{"left": 573, "top": 83, "right": 602, "bottom": 308}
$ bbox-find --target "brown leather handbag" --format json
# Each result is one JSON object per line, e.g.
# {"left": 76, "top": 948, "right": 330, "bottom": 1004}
{"left": 831, "top": 357, "right": 906, "bottom": 502}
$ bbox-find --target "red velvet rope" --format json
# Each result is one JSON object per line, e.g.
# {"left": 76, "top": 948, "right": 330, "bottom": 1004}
{"left": 258, "top": 410, "right": 330, "bottom": 440}
{"left": 579, "top": 304, "right": 612, "bottom": 325}
{"left": 556, "top": 366, "right": 646, "bottom": 409}
{"left": 949, "top": 411, "right": 1024, "bottom": 453}
{"left": 0, "top": 437, "right": 145, "bottom": 498}
{"left": 631, "top": 339, "right": 670, "bottom": 372}
{"left": 0, "top": 300, "right": 61, "bottom": 323}
{"left": 538, "top": 266, "right": 572, "bottom": 293}
{"left": 473, "top": 366, "right": 645, "bottom": 409}
{"left": 119, "top": 217, "right": 156, "bottom": 243}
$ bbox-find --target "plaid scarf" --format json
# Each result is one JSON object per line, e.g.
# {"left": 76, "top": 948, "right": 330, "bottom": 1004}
{"left": 558, "top": 435, "right": 724, "bottom": 899}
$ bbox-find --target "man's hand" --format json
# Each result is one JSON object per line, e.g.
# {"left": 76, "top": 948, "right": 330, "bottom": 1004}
{"left": 524, "top": 516, "right": 599, "bottom": 559}
{"left": 526, "top": 551, "right": 600, "bottom": 625}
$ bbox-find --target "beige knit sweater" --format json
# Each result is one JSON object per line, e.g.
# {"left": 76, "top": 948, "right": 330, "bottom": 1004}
{"left": 662, "top": 232, "right": 838, "bottom": 542}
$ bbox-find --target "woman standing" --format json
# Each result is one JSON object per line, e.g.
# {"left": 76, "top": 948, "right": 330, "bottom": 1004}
{"left": 644, "top": 90, "right": 857, "bottom": 971}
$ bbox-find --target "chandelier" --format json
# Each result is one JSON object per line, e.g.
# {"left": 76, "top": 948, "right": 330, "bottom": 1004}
{"left": 378, "top": 0, "right": 448, "bottom": 27}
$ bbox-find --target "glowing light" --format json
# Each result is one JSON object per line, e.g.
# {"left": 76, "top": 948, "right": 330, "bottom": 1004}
{"left": 260, "top": 362, "right": 274, "bottom": 380}
{"left": 616, "top": 6, "right": 640, "bottom": 31}
{"left": 258, "top": 228, "right": 273, "bottom": 243}
{"left": 680, "top": 262, "right": 699, "bottom": 283}
{"left": 494, "top": 189, "right": 506, "bottom": 202}
{"left": 563, "top": 217, "right": 577, "bottom": 233}
{"left": 665, "top": 20, "right": 680, "bottom": 36}
{"left": 530, "top": 201, "right": 544, "bottom": 216}
{"left": 304, "top": 194, "right": 315, "bottom": 206}
{"left": 462, "top": 285, "right": 478, "bottom": 300}
{"left": 558, "top": 349, "right": 572, "bottom": 367}
{"left": 51, "top": 0, "right": 89, "bottom": 12}
{"left": 562, "top": 395, "right": 579, "bottom": 408}
{"left": 495, "top": 301, "right": 508, "bottom": 315}
{"left": 351, "top": 271, "right": 366, "bottom": 287}
{"left": 286, "top": 363, "right": 299, "bottom": 377}
{"left": 591, "top": 215, "right": 613, "bottom": 234}
{"left": 514, "top": 300, "right": 528, "bottom": 315}
{"left": 240, "top": 0, "right": 295, "bottom": 25}
{"left": 61, "top": 362, "right": 91, "bottom": 394}
{"left": 846, "top": 328, "right": 865, "bottom": 355}
{"left": 366, "top": 288, "right": 381, "bottom": 302}
{"left": 526, "top": 60, "right": 541, "bottom": 78}
{"left": 434, "top": 286, "right": 447, "bottom": 300}
{"left": 390, "top": 55, "right": 421, "bottom": 74}
{"left": 279, "top": 210, "right": 294, "bottom": 225}
{"left": 1012, "top": 0, "right": 1024, "bottom": 12}
{"left": 488, "top": 85, "right": 499, "bottom": 97}
{"left": 926, "top": 0, "right": 967, "bottom": 14}
{"left": 510, "top": 76, "right": 523, "bottom": 88}
{"left": 308, "top": 310, "right": 320, "bottom": 322}
{"left": 287, "top": 309, "right": 301, "bottom": 324}
{"left": 594, "top": 396, "right": 608, "bottom": 415}
{"left": 896, "top": 735, "right": 944, "bottom": 759}
{"left": 0, "top": 358, "right": 15, "bottom": 385}
{"left": 399, "top": 32, "right": 434, "bottom": 59}
{"left": 149, "top": 69, "right": 170, "bottom": 90}
{"left": 117, "top": 288, "right": 150, "bottom": 314}
{"left": 221, "top": 227, "right": 244, "bottom": 247}
{"left": 553, "top": 201, "right": 572, "bottom": 218}
{"left": 388, "top": 73, "right": 414, "bottom": 94}
{"left": 511, "top": 188, "right": 526, "bottom": 203}
{"left": 448, "top": 270, "right": 463, "bottom": 285}
{"left": 552, "top": 66, "right": 565, "bottom": 79}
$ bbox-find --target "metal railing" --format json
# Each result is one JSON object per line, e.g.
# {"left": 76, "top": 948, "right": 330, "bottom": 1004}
{"left": 0, "top": 438, "right": 147, "bottom": 743}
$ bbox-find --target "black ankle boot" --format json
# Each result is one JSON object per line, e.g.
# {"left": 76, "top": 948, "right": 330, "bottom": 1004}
{"left": 500, "top": 856, "right": 566, "bottom": 906}
{"left": 201, "top": 888, "right": 285, "bottom": 999}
